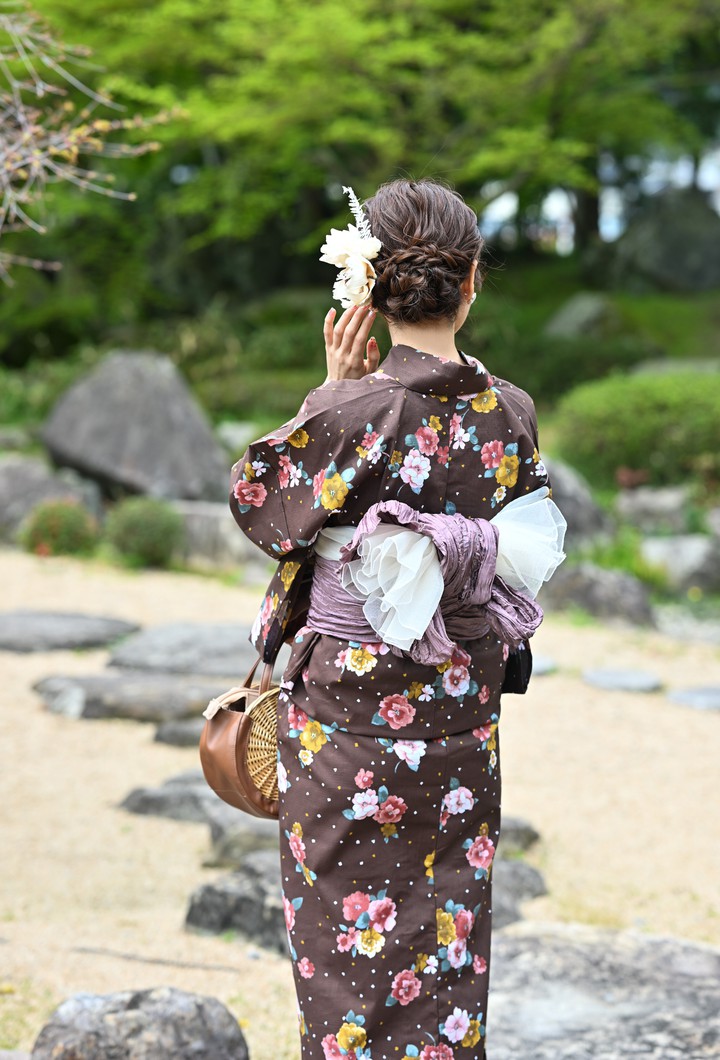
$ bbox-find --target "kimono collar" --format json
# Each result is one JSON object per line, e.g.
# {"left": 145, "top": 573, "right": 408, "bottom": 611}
{"left": 377, "top": 343, "right": 491, "bottom": 396}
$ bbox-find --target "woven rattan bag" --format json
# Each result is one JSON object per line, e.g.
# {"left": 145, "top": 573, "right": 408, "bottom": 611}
{"left": 199, "top": 657, "right": 279, "bottom": 819}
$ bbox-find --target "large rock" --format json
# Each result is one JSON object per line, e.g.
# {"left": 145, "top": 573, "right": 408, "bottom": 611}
{"left": 154, "top": 716, "right": 207, "bottom": 746}
{"left": 35, "top": 672, "right": 225, "bottom": 722}
{"left": 30, "top": 986, "right": 249, "bottom": 1060}
{"left": 108, "top": 623, "right": 267, "bottom": 676}
{"left": 605, "top": 187, "right": 720, "bottom": 293}
{"left": 544, "top": 459, "right": 613, "bottom": 545}
{"left": 615, "top": 485, "right": 692, "bottom": 534}
{"left": 490, "top": 922, "right": 720, "bottom": 1059}
{"left": 171, "top": 500, "right": 268, "bottom": 570}
{"left": 41, "top": 352, "right": 229, "bottom": 501}
{"left": 640, "top": 535, "right": 720, "bottom": 593}
{"left": 0, "top": 611, "right": 138, "bottom": 653}
{"left": 543, "top": 292, "right": 621, "bottom": 339}
{"left": 0, "top": 456, "right": 101, "bottom": 539}
{"left": 120, "top": 770, "right": 243, "bottom": 828}
{"left": 538, "top": 561, "right": 654, "bottom": 626}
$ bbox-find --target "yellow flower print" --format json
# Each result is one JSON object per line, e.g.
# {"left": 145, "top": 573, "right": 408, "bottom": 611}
{"left": 302, "top": 863, "right": 315, "bottom": 886}
{"left": 298, "top": 1012, "right": 307, "bottom": 1036}
{"left": 280, "top": 561, "right": 301, "bottom": 590}
{"left": 407, "top": 681, "right": 424, "bottom": 699}
{"left": 428, "top": 415, "right": 443, "bottom": 432}
{"left": 346, "top": 647, "right": 377, "bottom": 676}
{"left": 320, "top": 472, "right": 349, "bottom": 511}
{"left": 424, "top": 851, "right": 436, "bottom": 879}
{"left": 287, "top": 427, "right": 309, "bottom": 448}
{"left": 298, "top": 748, "right": 314, "bottom": 766}
{"left": 414, "top": 952, "right": 429, "bottom": 973}
{"left": 496, "top": 453, "right": 519, "bottom": 488}
{"left": 471, "top": 389, "right": 498, "bottom": 414}
{"left": 337, "top": 1022, "right": 367, "bottom": 1051}
{"left": 391, "top": 450, "right": 403, "bottom": 466}
{"left": 487, "top": 723, "right": 498, "bottom": 752}
{"left": 462, "top": 1020, "right": 482, "bottom": 1048}
{"left": 356, "top": 928, "right": 385, "bottom": 957}
{"left": 243, "top": 461, "right": 255, "bottom": 480}
{"left": 381, "top": 823, "right": 397, "bottom": 839}
{"left": 299, "top": 720, "right": 328, "bottom": 753}
{"left": 436, "top": 909, "right": 457, "bottom": 945}
{"left": 355, "top": 445, "right": 369, "bottom": 459}
{"left": 436, "top": 658, "right": 452, "bottom": 673}
{"left": 291, "top": 822, "right": 303, "bottom": 837}
{"left": 532, "top": 447, "right": 540, "bottom": 463}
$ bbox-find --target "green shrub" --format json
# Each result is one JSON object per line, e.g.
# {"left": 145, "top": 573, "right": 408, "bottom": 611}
{"left": 105, "top": 497, "right": 185, "bottom": 568}
{"left": 569, "top": 525, "right": 668, "bottom": 592}
{"left": 554, "top": 373, "right": 720, "bottom": 489}
{"left": 19, "top": 500, "right": 98, "bottom": 557}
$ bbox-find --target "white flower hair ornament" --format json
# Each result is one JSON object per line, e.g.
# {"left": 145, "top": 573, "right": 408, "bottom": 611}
{"left": 320, "top": 186, "right": 382, "bottom": 309}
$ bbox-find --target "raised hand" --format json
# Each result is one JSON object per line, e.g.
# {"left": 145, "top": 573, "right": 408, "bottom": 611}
{"left": 323, "top": 305, "right": 380, "bottom": 381}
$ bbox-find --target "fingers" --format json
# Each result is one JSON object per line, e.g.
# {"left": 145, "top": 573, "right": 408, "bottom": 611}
{"left": 323, "top": 307, "right": 336, "bottom": 350}
{"left": 331, "top": 305, "right": 359, "bottom": 344}
{"left": 365, "top": 336, "right": 380, "bottom": 374}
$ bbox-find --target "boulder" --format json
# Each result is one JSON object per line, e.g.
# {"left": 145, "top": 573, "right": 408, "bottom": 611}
{"left": 655, "top": 603, "right": 720, "bottom": 646}
{"left": 490, "top": 922, "right": 720, "bottom": 1059}
{"left": 155, "top": 717, "right": 206, "bottom": 746}
{"left": 30, "top": 986, "right": 249, "bottom": 1060}
{"left": 204, "top": 809, "right": 281, "bottom": 868}
{"left": 640, "top": 534, "right": 720, "bottom": 593}
{"left": 120, "top": 770, "right": 243, "bottom": 828}
{"left": 108, "top": 622, "right": 272, "bottom": 676}
{"left": 41, "top": 352, "right": 229, "bottom": 501}
{"left": 544, "top": 458, "right": 613, "bottom": 545}
{"left": 605, "top": 187, "right": 720, "bottom": 293}
{"left": 35, "top": 672, "right": 225, "bottom": 722}
{"left": 216, "top": 421, "right": 257, "bottom": 456}
{"left": 496, "top": 816, "right": 541, "bottom": 857}
{"left": 543, "top": 292, "right": 622, "bottom": 339}
{"left": 538, "top": 561, "right": 655, "bottom": 626}
{"left": 0, "top": 611, "right": 138, "bottom": 653}
{"left": 0, "top": 456, "right": 101, "bottom": 539}
{"left": 582, "top": 668, "right": 663, "bottom": 693}
{"left": 615, "top": 485, "right": 692, "bottom": 534}
{"left": 171, "top": 500, "right": 269, "bottom": 570}
{"left": 0, "top": 425, "right": 31, "bottom": 451}
{"left": 706, "top": 507, "right": 720, "bottom": 538}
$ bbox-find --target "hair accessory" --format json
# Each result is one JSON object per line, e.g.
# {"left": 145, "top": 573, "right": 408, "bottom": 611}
{"left": 320, "top": 186, "right": 382, "bottom": 309}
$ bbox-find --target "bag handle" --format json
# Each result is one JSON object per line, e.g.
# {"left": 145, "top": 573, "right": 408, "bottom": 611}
{"left": 244, "top": 656, "right": 276, "bottom": 694}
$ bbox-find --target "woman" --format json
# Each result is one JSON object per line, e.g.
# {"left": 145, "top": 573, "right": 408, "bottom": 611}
{"left": 230, "top": 179, "right": 564, "bottom": 1059}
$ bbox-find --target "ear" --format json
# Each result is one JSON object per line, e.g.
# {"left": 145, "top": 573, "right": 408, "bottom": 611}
{"left": 460, "top": 260, "right": 478, "bottom": 302}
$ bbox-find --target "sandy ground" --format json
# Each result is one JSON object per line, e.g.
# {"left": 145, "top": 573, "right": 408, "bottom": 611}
{"left": 1, "top": 549, "right": 719, "bottom": 1055}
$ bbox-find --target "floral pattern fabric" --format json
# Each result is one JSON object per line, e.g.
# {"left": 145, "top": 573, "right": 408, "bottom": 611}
{"left": 230, "top": 345, "right": 550, "bottom": 1058}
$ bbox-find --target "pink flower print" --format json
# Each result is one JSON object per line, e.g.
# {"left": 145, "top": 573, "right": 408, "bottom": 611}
{"left": 473, "top": 954, "right": 488, "bottom": 974}
{"left": 450, "top": 645, "right": 471, "bottom": 668}
{"left": 442, "top": 664, "right": 471, "bottom": 698}
{"left": 436, "top": 446, "right": 450, "bottom": 466}
{"left": 283, "top": 895, "right": 296, "bottom": 932}
{"left": 390, "top": 968, "right": 422, "bottom": 1006}
{"left": 334, "top": 647, "right": 350, "bottom": 669}
{"left": 260, "top": 593, "right": 274, "bottom": 626}
{"left": 321, "top": 1035, "right": 344, "bottom": 1060}
{"left": 233, "top": 479, "right": 268, "bottom": 508}
{"left": 342, "top": 892, "right": 371, "bottom": 922}
{"left": 439, "top": 807, "right": 449, "bottom": 830}
{"left": 289, "top": 832, "right": 306, "bottom": 863}
{"left": 354, "top": 768, "right": 374, "bottom": 789}
{"left": 378, "top": 693, "right": 416, "bottom": 730}
{"left": 399, "top": 448, "right": 431, "bottom": 490}
{"left": 446, "top": 937, "right": 468, "bottom": 970}
{"left": 351, "top": 789, "right": 379, "bottom": 819}
{"left": 481, "top": 439, "right": 505, "bottom": 469}
{"left": 288, "top": 703, "right": 308, "bottom": 731}
{"left": 297, "top": 957, "right": 315, "bottom": 979}
{"left": 443, "top": 786, "right": 474, "bottom": 816}
{"left": 478, "top": 684, "right": 490, "bottom": 705}
{"left": 278, "top": 453, "right": 292, "bottom": 489}
{"left": 502, "top": 642, "right": 510, "bottom": 661}
{"left": 367, "top": 896, "right": 397, "bottom": 933}
{"left": 449, "top": 413, "right": 462, "bottom": 440}
{"left": 451, "top": 427, "right": 471, "bottom": 450}
{"left": 444, "top": 1007, "right": 471, "bottom": 1043}
{"left": 361, "top": 430, "right": 380, "bottom": 449}
{"left": 278, "top": 538, "right": 293, "bottom": 553}
{"left": 415, "top": 425, "right": 439, "bottom": 455}
{"left": 312, "top": 468, "right": 326, "bottom": 499}
{"left": 454, "top": 908, "right": 474, "bottom": 940}
{"left": 374, "top": 794, "right": 407, "bottom": 825}
{"left": 420, "top": 1045, "right": 455, "bottom": 1060}
{"left": 336, "top": 927, "right": 358, "bottom": 951}
{"left": 466, "top": 834, "right": 495, "bottom": 871}
{"left": 393, "top": 739, "right": 426, "bottom": 768}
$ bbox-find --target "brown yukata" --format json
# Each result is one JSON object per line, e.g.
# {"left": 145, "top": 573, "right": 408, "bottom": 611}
{"left": 230, "top": 345, "right": 549, "bottom": 1060}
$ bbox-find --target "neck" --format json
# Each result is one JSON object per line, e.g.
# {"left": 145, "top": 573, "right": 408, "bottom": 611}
{"left": 388, "top": 320, "right": 463, "bottom": 363}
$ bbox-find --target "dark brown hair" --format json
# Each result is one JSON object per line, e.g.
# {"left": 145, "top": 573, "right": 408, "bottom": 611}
{"left": 364, "top": 179, "right": 483, "bottom": 324}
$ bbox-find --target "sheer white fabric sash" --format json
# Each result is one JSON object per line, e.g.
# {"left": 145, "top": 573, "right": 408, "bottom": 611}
{"left": 315, "top": 487, "right": 566, "bottom": 652}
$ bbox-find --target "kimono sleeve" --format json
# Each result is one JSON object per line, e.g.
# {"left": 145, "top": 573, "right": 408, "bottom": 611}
{"left": 229, "top": 381, "right": 381, "bottom": 559}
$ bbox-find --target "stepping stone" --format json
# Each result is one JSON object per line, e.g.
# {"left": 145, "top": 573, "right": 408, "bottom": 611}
{"left": 0, "top": 611, "right": 138, "bottom": 652}
{"left": 154, "top": 717, "right": 206, "bottom": 746}
{"left": 490, "top": 922, "right": 720, "bottom": 1058}
{"left": 532, "top": 655, "right": 557, "bottom": 677}
{"left": 582, "top": 668, "right": 663, "bottom": 693}
{"left": 108, "top": 623, "right": 266, "bottom": 676}
{"left": 120, "top": 769, "right": 242, "bottom": 830}
{"left": 34, "top": 673, "right": 226, "bottom": 722}
{"left": 667, "top": 686, "right": 720, "bottom": 712}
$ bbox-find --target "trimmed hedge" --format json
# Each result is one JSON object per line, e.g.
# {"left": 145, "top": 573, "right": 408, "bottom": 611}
{"left": 20, "top": 500, "right": 98, "bottom": 557}
{"left": 554, "top": 373, "right": 720, "bottom": 489}
{"left": 105, "top": 497, "right": 185, "bottom": 568}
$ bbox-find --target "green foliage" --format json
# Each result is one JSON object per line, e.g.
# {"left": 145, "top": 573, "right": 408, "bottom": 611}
{"left": 19, "top": 500, "right": 98, "bottom": 556}
{"left": 104, "top": 497, "right": 185, "bottom": 568}
{"left": 554, "top": 373, "right": 720, "bottom": 489}
{"left": 0, "top": 349, "right": 102, "bottom": 425}
{"left": 570, "top": 525, "right": 668, "bottom": 592}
